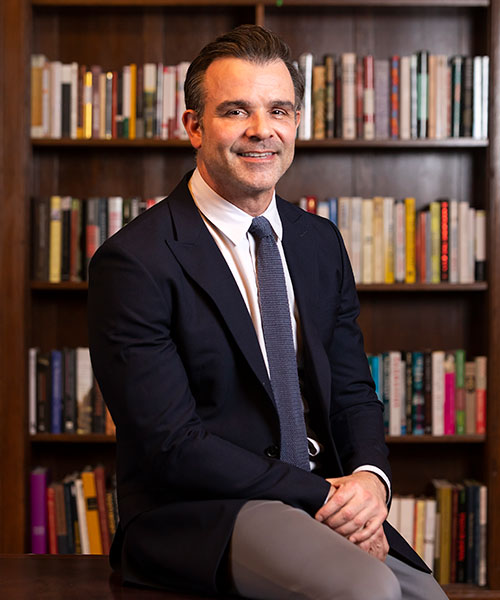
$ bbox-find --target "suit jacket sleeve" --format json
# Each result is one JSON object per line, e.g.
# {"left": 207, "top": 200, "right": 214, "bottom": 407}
{"left": 88, "top": 232, "right": 330, "bottom": 517}
{"left": 321, "top": 220, "right": 390, "bottom": 483}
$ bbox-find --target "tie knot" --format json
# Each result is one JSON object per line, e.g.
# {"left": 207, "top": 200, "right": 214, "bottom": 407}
{"left": 249, "top": 216, "right": 274, "bottom": 240}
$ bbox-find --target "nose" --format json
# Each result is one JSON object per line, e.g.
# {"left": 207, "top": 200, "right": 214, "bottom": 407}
{"left": 245, "top": 110, "right": 273, "bottom": 140}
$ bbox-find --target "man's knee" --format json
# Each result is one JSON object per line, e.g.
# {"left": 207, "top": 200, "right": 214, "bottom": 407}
{"left": 336, "top": 559, "right": 402, "bottom": 600}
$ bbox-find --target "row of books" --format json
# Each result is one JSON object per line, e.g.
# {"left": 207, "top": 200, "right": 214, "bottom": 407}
{"left": 28, "top": 347, "right": 115, "bottom": 436}
{"left": 368, "top": 350, "right": 487, "bottom": 437}
{"left": 30, "top": 56, "right": 190, "bottom": 140}
{"left": 31, "top": 195, "right": 163, "bottom": 283}
{"left": 388, "top": 480, "right": 487, "bottom": 586}
{"left": 300, "top": 196, "right": 486, "bottom": 285}
{"left": 297, "top": 51, "right": 489, "bottom": 141}
{"left": 30, "top": 465, "right": 117, "bottom": 555}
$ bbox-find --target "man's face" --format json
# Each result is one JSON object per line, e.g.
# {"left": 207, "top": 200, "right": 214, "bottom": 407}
{"left": 183, "top": 57, "right": 300, "bottom": 210}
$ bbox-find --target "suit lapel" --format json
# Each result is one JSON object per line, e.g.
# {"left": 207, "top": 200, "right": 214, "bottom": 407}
{"left": 278, "top": 198, "right": 332, "bottom": 414}
{"left": 164, "top": 176, "right": 273, "bottom": 400}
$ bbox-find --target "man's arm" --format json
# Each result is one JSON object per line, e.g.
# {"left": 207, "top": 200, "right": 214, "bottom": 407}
{"left": 313, "top": 221, "right": 391, "bottom": 559}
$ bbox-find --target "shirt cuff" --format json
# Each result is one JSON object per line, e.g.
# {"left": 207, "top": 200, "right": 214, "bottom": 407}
{"left": 353, "top": 465, "right": 392, "bottom": 504}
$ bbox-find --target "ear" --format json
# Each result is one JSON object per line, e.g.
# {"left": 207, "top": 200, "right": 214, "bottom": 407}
{"left": 295, "top": 109, "right": 301, "bottom": 132}
{"left": 182, "top": 109, "right": 202, "bottom": 149}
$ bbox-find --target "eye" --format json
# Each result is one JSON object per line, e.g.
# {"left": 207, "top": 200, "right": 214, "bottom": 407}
{"left": 227, "top": 109, "right": 246, "bottom": 117}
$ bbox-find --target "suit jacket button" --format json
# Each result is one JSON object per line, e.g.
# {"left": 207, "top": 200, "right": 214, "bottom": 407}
{"left": 265, "top": 444, "right": 279, "bottom": 458}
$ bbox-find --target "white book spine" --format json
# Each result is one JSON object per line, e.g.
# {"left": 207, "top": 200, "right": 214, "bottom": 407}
{"left": 473, "top": 56, "right": 482, "bottom": 139}
{"left": 123, "top": 65, "right": 131, "bottom": 123}
{"left": 410, "top": 54, "right": 418, "bottom": 139}
{"left": 475, "top": 209, "right": 487, "bottom": 273}
{"left": 431, "top": 350, "right": 445, "bottom": 435}
{"left": 49, "top": 60, "right": 62, "bottom": 138}
{"left": 394, "top": 200, "right": 406, "bottom": 283}
{"left": 423, "top": 498, "right": 437, "bottom": 570}
{"left": 399, "top": 496, "right": 415, "bottom": 548}
{"left": 342, "top": 53, "right": 356, "bottom": 140}
{"left": 75, "top": 477, "right": 90, "bottom": 554}
{"left": 467, "top": 207, "right": 476, "bottom": 283}
{"left": 361, "top": 198, "right": 374, "bottom": 284}
{"left": 337, "top": 197, "right": 352, "bottom": 261}
{"left": 108, "top": 197, "right": 124, "bottom": 238}
{"left": 350, "top": 196, "right": 362, "bottom": 282}
{"left": 481, "top": 56, "right": 489, "bottom": 139}
{"left": 458, "top": 201, "right": 471, "bottom": 284}
{"left": 373, "top": 197, "right": 384, "bottom": 283}
{"left": 28, "top": 347, "right": 38, "bottom": 434}
{"left": 389, "top": 351, "right": 402, "bottom": 436}
{"left": 387, "top": 495, "right": 401, "bottom": 531}
{"left": 70, "top": 62, "right": 78, "bottom": 139}
{"left": 298, "top": 53, "right": 313, "bottom": 140}
{"left": 76, "top": 347, "right": 93, "bottom": 434}
{"left": 399, "top": 56, "right": 411, "bottom": 140}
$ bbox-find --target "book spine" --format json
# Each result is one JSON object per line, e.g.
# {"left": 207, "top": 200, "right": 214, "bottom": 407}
{"left": 475, "top": 356, "right": 487, "bottom": 435}
{"left": 81, "top": 469, "right": 103, "bottom": 554}
{"left": 405, "top": 197, "right": 416, "bottom": 283}
{"left": 341, "top": 53, "right": 356, "bottom": 140}
{"left": 30, "top": 469, "right": 48, "bottom": 553}
{"left": 50, "top": 349, "right": 63, "bottom": 434}
{"left": 390, "top": 55, "right": 399, "bottom": 139}
{"left": 363, "top": 55, "right": 375, "bottom": 140}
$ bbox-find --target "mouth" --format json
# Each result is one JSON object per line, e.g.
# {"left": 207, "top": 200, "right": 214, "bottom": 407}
{"left": 237, "top": 151, "right": 277, "bottom": 159}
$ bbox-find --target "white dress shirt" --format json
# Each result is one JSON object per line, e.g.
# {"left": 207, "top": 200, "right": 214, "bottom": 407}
{"left": 188, "top": 168, "right": 390, "bottom": 501}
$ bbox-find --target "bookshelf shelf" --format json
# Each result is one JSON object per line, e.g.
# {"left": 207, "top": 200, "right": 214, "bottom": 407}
{"left": 30, "top": 0, "right": 491, "bottom": 8}
{"left": 386, "top": 434, "right": 486, "bottom": 444}
{"left": 356, "top": 283, "right": 488, "bottom": 292}
{"left": 30, "top": 433, "right": 116, "bottom": 443}
{"left": 30, "top": 281, "right": 489, "bottom": 292}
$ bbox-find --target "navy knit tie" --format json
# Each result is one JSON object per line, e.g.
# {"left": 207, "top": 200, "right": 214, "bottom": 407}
{"left": 249, "top": 216, "right": 310, "bottom": 471}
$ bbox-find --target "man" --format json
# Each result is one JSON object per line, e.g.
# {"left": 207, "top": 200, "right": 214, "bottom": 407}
{"left": 88, "top": 25, "right": 447, "bottom": 600}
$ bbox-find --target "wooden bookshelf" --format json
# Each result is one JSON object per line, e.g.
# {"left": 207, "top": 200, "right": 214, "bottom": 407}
{"left": 1, "top": 1, "right": 500, "bottom": 597}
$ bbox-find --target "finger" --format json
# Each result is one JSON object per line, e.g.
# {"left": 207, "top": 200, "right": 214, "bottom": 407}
{"left": 348, "top": 515, "right": 385, "bottom": 543}
{"left": 315, "top": 484, "right": 355, "bottom": 522}
{"left": 329, "top": 506, "right": 374, "bottom": 537}
{"left": 320, "top": 492, "right": 366, "bottom": 530}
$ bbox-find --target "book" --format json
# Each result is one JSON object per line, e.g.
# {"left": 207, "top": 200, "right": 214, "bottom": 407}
{"left": 374, "top": 59, "right": 389, "bottom": 139}
{"left": 74, "top": 477, "right": 90, "bottom": 554}
{"left": 433, "top": 479, "right": 453, "bottom": 584}
{"left": 341, "top": 53, "right": 356, "bottom": 140}
{"left": 298, "top": 53, "right": 313, "bottom": 140}
{"left": 455, "top": 349, "right": 466, "bottom": 435}
{"left": 81, "top": 467, "right": 103, "bottom": 554}
{"left": 324, "top": 54, "right": 336, "bottom": 138}
{"left": 475, "top": 356, "right": 487, "bottom": 435}
{"left": 431, "top": 350, "right": 445, "bottom": 436}
{"left": 49, "top": 195, "right": 62, "bottom": 283}
{"left": 312, "top": 64, "right": 326, "bottom": 140}
{"left": 423, "top": 498, "right": 437, "bottom": 570}
{"left": 464, "top": 360, "right": 476, "bottom": 434}
{"left": 94, "top": 465, "right": 111, "bottom": 554}
{"left": 443, "top": 351, "right": 456, "bottom": 435}
{"left": 390, "top": 55, "right": 399, "bottom": 139}
{"left": 76, "top": 347, "right": 93, "bottom": 434}
{"left": 46, "top": 483, "right": 58, "bottom": 554}
{"left": 53, "top": 481, "right": 70, "bottom": 554}
{"left": 363, "top": 55, "right": 375, "bottom": 140}
{"left": 30, "top": 467, "right": 48, "bottom": 553}
{"left": 416, "top": 51, "right": 428, "bottom": 138}
{"left": 50, "top": 349, "right": 63, "bottom": 434}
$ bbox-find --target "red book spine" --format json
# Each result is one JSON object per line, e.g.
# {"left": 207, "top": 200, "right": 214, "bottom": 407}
{"left": 390, "top": 55, "right": 400, "bottom": 139}
{"left": 306, "top": 196, "right": 317, "bottom": 214}
{"left": 47, "top": 485, "right": 58, "bottom": 554}
{"left": 440, "top": 199, "right": 449, "bottom": 281}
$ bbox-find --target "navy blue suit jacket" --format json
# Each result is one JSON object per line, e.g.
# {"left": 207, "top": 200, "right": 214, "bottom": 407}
{"left": 88, "top": 172, "right": 429, "bottom": 594}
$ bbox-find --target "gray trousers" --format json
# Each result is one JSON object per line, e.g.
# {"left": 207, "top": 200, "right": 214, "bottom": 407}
{"left": 229, "top": 500, "right": 449, "bottom": 600}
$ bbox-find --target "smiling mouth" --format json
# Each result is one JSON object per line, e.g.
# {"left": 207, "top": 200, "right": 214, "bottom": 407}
{"left": 237, "top": 151, "right": 276, "bottom": 158}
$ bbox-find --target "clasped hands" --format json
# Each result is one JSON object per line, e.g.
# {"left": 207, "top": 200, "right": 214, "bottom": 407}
{"left": 315, "top": 471, "right": 389, "bottom": 561}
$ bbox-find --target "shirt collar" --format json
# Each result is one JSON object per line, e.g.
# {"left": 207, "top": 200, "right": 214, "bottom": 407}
{"left": 189, "top": 167, "right": 283, "bottom": 246}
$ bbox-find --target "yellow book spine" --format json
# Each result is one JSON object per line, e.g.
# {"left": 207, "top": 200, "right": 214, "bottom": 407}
{"left": 413, "top": 498, "right": 426, "bottom": 558}
{"left": 49, "top": 195, "right": 62, "bottom": 283}
{"left": 405, "top": 197, "right": 416, "bottom": 283}
{"left": 439, "top": 485, "right": 452, "bottom": 585}
{"left": 81, "top": 470, "right": 103, "bottom": 554}
{"left": 83, "top": 71, "right": 92, "bottom": 139}
{"left": 383, "top": 197, "right": 395, "bottom": 284}
{"left": 129, "top": 63, "right": 137, "bottom": 139}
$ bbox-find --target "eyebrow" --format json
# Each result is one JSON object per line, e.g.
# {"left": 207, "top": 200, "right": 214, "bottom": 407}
{"left": 215, "top": 100, "right": 295, "bottom": 114}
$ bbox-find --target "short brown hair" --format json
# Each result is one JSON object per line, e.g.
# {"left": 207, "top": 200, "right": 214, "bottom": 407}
{"left": 184, "top": 24, "right": 304, "bottom": 117}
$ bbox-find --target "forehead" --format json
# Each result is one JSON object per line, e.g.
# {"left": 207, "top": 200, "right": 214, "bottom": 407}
{"left": 203, "top": 57, "right": 295, "bottom": 103}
